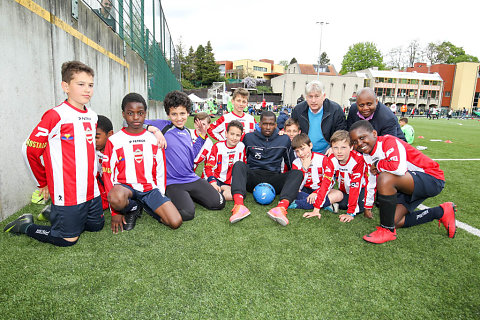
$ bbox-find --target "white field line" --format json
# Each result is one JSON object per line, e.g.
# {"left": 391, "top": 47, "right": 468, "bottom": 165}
{"left": 432, "top": 159, "right": 480, "bottom": 161}
{"left": 417, "top": 204, "right": 480, "bottom": 237}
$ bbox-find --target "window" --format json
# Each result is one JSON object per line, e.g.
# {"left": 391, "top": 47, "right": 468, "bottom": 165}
{"left": 253, "top": 66, "right": 267, "bottom": 72}
{"left": 292, "top": 81, "right": 296, "bottom": 90}
{"left": 236, "top": 66, "right": 243, "bottom": 70}
{"left": 399, "top": 79, "right": 408, "bottom": 84}
{"left": 445, "top": 91, "right": 451, "bottom": 97}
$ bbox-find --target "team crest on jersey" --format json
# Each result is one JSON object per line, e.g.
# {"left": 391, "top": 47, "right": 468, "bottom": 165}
{"left": 61, "top": 134, "right": 74, "bottom": 141}
{"left": 134, "top": 149, "right": 143, "bottom": 163}
{"left": 255, "top": 152, "right": 261, "bottom": 159}
{"left": 85, "top": 128, "right": 94, "bottom": 144}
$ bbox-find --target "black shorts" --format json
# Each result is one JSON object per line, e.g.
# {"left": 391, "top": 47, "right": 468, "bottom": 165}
{"left": 397, "top": 171, "right": 445, "bottom": 213}
{"left": 121, "top": 184, "right": 171, "bottom": 212}
{"left": 215, "top": 179, "right": 229, "bottom": 187}
{"left": 338, "top": 188, "right": 365, "bottom": 214}
{"left": 50, "top": 196, "right": 104, "bottom": 238}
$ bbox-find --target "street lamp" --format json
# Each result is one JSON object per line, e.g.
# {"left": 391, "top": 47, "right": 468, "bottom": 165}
{"left": 316, "top": 21, "right": 329, "bottom": 78}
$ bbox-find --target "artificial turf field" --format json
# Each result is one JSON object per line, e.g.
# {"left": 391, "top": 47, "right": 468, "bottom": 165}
{"left": 1, "top": 116, "right": 480, "bottom": 319}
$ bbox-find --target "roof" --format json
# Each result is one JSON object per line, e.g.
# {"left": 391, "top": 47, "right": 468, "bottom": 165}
{"left": 368, "top": 69, "right": 443, "bottom": 81}
{"left": 298, "top": 64, "right": 338, "bottom": 75}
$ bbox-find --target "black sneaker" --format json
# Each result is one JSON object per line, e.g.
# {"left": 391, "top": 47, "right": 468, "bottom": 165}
{"left": 123, "top": 203, "right": 142, "bottom": 231}
{"left": 4, "top": 214, "right": 34, "bottom": 234}
{"left": 37, "top": 205, "right": 51, "bottom": 222}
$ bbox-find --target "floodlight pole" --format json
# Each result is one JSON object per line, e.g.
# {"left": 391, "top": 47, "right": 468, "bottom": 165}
{"left": 316, "top": 21, "right": 329, "bottom": 79}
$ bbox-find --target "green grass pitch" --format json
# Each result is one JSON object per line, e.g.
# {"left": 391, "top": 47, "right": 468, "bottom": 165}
{"left": 1, "top": 116, "right": 480, "bottom": 319}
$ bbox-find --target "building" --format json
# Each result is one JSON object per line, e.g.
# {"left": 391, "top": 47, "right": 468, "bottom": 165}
{"left": 407, "top": 62, "right": 480, "bottom": 111}
{"left": 345, "top": 67, "right": 443, "bottom": 112}
{"left": 271, "top": 72, "right": 363, "bottom": 107}
{"left": 218, "top": 59, "right": 284, "bottom": 80}
{"left": 286, "top": 62, "right": 338, "bottom": 76}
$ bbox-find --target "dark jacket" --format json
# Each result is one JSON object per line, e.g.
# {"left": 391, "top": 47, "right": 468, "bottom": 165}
{"left": 346, "top": 102, "right": 406, "bottom": 141}
{"left": 291, "top": 99, "right": 347, "bottom": 143}
{"left": 243, "top": 128, "right": 295, "bottom": 173}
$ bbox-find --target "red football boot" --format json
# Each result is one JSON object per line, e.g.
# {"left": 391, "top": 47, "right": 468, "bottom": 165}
{"left": 363, "top": 226, "right": 397, "bottom": 244}
{"left": 438, "top": 202, "right": 456, "bottom": 238}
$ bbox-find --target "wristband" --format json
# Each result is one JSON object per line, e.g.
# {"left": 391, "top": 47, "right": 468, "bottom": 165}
{"left": 347, "top": 213, "right": 355, "bottom": 217}
{"left": 207, "top": 176, "right": 217, "bottom": 183}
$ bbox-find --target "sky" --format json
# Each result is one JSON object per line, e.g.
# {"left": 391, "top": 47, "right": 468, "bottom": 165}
{"left": 160, "top": 0, "right": 480, "bottom": 71}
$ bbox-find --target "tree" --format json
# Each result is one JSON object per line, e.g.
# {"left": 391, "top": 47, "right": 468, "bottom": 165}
{"left": 194, "top": 44, "right": 207, "bottom": 86}
{"left": 290, "top": 57, "right": 297, "bottom": 64}
{"left": 386, "top": 46, "right": 405, "bottom": 69}
{"left": 202, "top": 41, "right": 221, "bottom": 86}
{"left": 425, "top": 41, "right": 479, "bottom": 64}
{"left": 319, "top": 52, "right": 330, "bottom": 65}
{"left": 340, "top": 42, "right": 385, "bottom": 74}
{"left": 279, "top": 60, "right": 289, "bottom": 71}
{"left": 406, "top": 39, "right": 422, "bottom": 67}
{"left": 183, "top": 46, "right": 196, "bottom": 82}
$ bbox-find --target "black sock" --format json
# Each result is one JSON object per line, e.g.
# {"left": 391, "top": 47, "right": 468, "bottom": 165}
{"left": 26, "top": 225, "right": 77, "bottom": 247}
{"left": 403, "top": 206, "right": 444, "bottom": 228}
{"left": 377, "top": 193, "right": 397, "bottom": 231}
{"left": 119, "top": 199, "right": 139, "bottom": 215}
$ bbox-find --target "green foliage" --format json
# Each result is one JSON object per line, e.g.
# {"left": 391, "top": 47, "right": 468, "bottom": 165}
{"left": 426, "top": 41, "right": 479, "bottom": 64}
{"left": 256, "top": 86, "right": 272, "bottom": 94}
{"left": 279, "top": 60, "right": 289, "bottom": 71}
{"left": 340, "top": 42, "right": 385, "bottom": 74}
{"left": 181, "top": 78, "right": 195, "bottom": 89}
{"left": 290, "top": 57, "right": 297, "bottom": 64}
{"left": 319, "top": 52, "right": 330, "bottom": 65}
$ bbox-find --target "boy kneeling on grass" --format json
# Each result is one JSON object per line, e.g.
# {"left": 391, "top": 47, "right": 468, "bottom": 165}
{"left": 205, "top": 121, "right": 246, "bottom": 201}
{"left": 301, "top": 130, "right": 374, "bottom": 222}
{"left": 349, "top": 120, "right": 456, "bottom": 244}
{"left": 103, "top": 93, "right": 182, "bottom": 233}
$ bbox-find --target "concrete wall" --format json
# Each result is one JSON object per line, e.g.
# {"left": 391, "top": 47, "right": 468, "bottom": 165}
{"left": 271, "top": 74, "right": 364, "bottom": 107}
{"left": 451, "top": 62, "right": 480, "bottom": 110}
{"left": 0, "top": 0, "right": 156, "bottom": 220}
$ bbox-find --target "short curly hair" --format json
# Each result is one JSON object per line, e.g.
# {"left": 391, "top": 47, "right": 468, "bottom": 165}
{"left": 164, "top": 90, "right": 192, "bottom": 115}
{"left": 121, "top": 92, "right": 147, "bottom": 111}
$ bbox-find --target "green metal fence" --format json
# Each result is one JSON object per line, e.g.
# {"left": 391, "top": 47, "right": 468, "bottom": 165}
{"left": 86, "top": 0, "right": 181, "bottom": 101}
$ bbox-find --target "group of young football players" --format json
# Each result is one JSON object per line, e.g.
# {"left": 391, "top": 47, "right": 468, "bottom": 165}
{"left": 4, "top": 61, "right": 456, "bottom": 246}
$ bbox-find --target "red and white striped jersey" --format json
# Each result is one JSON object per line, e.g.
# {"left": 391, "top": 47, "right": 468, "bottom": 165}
{"left": 96, "top": 150, "right": 104, "bottom": 177}
{"left": 190, "top": 129, "right": 213, "bottom": 177}
{"left": 292, "top": 152, "right": 334, "bottom": 190}
{"left": 329, "top": 151, "right": 368, "bottom": 214}
{"left": 205, "top": 141, "right": 245, "bottom": 184}
{"left": 22, "top": 101, "right": 99, "bottom": 206}
{"left": 207, "top": 112, "right": 256, "bottom": 141}
{"left": 102, "top": 128, "right": 166, "bottom": 197}
{"left": 362, "top": 135, "right": 444, "bottom": 207}
{"left": 364, "top": 135, "right": 444, "bottom": 180}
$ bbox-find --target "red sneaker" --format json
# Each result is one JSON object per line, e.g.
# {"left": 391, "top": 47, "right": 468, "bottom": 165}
{"left": 439, "top": 202, "right": 456, "bottom": 238}
{"left": 230, "top": 204, "right": 251, "bottom": 224}
{"left": 267, "top": 207, "right": 289, "bottom": 226}
{"left": 363, "top": 226, "right": 397, "bottom": 244}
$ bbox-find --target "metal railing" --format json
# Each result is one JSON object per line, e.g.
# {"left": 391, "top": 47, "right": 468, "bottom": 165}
{"left": 84, "top": 0, "right": 181, "bottom": 100}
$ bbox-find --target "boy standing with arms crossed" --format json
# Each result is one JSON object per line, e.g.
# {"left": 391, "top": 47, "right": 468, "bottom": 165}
{"left": 5, "top": 61, "right": 104, "bottom": 246}
{"left": 208, "top": 88, "right": 256, "bottom": 140}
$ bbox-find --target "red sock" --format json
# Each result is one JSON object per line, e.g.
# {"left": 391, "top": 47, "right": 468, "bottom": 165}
{"left": 233, "top": 194, "right": 244, "bottom": 206}
{"left": 277, "top": 199, "right": 290, "bottom": 210}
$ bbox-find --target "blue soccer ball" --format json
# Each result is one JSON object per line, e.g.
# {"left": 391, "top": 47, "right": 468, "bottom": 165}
{"left": 253, "top": 183, "right": 276, "bottom": 205}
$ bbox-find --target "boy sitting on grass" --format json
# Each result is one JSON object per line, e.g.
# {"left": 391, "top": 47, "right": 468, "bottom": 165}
{"left": 208, "top": 88, "right": 256, "bottom": 141}
{"left": 144, "top": 91, "right": 225, "bottom": 221}
{"left": 303, "top": 130, "right": 373, "bottom": 222}
{"left": 349, "top": 120, "right": 456, "bottom": 244}
{"left": 191, "top": 112, "right": 213, "bottom": 177}
{"left": 289, "top": 133, "right": 336, "bottom": 211}
{"left": 5, "top": 61, "right": 104, "bottom": 246}
{"left": 103, "top": 93, "right": 182, "bottom": 233}
{"left": 95, "top": 115, "right": 114, "bottom": 210}
{"left": 205, "top": 121, "right": 246, "bottom": 201}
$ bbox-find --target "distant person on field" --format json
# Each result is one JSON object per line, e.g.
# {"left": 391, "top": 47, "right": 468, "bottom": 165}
{"left": 5, "top": 61, "right": 104, "bottom": 247}
{"left": 400, "top": 104, "right": 407, "bottom": 117}
{"left": 276, "top": 108, "right": 290, "bottom": 130}
{"left": 349, "top": 120, "right": 456, "bottom": 244}
{"left": 346, "top": 87, "right": 406, "bottom": 142}
{"left": 399, "top": 118, "right": 414, "bottom": 144}
{"left": 291, "top": 80, "right": 347, "bottom": 155}
{"left": 93, "top": 0, "right": 116, "bottom": 31}
{"left": 208, "top": 88, "right": 256, "bottom": 141}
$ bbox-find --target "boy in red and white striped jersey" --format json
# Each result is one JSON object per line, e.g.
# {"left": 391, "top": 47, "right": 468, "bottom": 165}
{"left": 205, "top": 121, "right": 246, "bottom": 200}
{"left": 349, "top": 120, "right": 456, "bottom": 244}
{"left": 207, "top": 88, "right": 256, "bottom": 141}
{"left": 103, "top": 93, "right": 182, "bottom": 233}
{"left": 191, "top": 112, "right": 213, "bottom": 178}
{"left": 5, "top": 61, "right": 104, "bottom": 247}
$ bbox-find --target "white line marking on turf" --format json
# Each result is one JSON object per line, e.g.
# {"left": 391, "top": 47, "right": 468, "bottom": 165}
{"left": 432, "top": 159, "right": 480, "bottom": 161}
{"left": 417, "top": 204, "right": 480, "bottom": 237}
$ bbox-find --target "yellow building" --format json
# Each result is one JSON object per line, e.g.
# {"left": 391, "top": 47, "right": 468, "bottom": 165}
{"left": 230, "top": 59, "right": 284, "bottom": 80}
{"left": 450, "top": 62, "right": 480, "bottom": 110}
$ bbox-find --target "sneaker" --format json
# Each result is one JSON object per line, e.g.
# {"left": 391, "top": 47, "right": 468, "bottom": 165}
{"left": 31, "top": 189, "right": 45, "bottom": 204}
{"left": 363, "top": 226, "right": 397, "bottom": 244}
{"left": 332, "top": 203, "right": 339, "bottom": 213}
{"left": 230, "top": 204, "right": 250, "bottom": 224}
{"left": 324, "top": 203, "right": 339, "bottom": 213}
{"left": 4, "top": 214, "right": 34, "bottom": 234}
{"left": 288, "top": 201, "right": 297, "bottom": 209}
{"left": 267, "top": 207, "right": 289, "bottom": 226}
{"left": 123, "top": 203, "right": 142, "bottom": 231}
{"left": 439, "top": 202, "right": 456, "bottom": 238}
{"left": 37, "top": 205, "right": 51, "bottom": 222}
